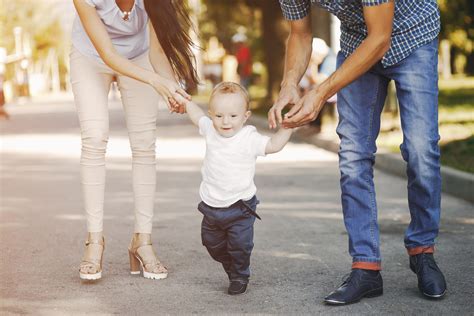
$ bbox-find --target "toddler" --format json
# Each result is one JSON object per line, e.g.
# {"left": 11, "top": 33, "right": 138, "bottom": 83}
{"left": 173, "top": 82, "right": 293, "bottom": 295}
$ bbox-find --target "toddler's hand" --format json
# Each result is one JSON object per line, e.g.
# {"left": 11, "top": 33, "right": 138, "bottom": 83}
{"left": 168, "top": 92, "right": 189, "bottom": 114}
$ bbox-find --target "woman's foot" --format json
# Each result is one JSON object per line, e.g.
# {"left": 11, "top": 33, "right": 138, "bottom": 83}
{"left": 128, "top": 233, "right": 168, "bottom": 280}
{"left": 79, "top": 232, "right": 105, "bottom": 280}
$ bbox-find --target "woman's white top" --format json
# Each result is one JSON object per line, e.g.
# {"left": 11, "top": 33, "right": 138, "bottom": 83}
{"left": 198, "top": 116, "right": 270, "bottom": 208}
{"left": 72, "top": 0, "right": 149, "bottom": 63}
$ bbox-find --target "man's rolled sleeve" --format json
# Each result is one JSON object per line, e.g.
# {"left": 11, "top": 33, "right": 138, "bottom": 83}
{"left": 361, "top": 0, "right": 392, "bottom": 7}
{"left": 279, "top": 0, "right": 311, "bottom": 20}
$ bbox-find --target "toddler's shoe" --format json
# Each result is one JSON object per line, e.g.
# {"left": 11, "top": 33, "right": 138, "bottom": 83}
{"left": 228, "top": 280, "right": 248, "bottom": 295}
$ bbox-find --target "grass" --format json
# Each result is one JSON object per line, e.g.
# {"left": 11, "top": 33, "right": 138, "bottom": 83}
{"left": 440, "top": 136, "right": 474, "bottom": 173}
{"left": 375, "top": 76, "right": 474, "bottom": 173}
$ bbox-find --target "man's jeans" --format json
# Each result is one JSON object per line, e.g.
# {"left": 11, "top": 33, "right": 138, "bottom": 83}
{"left": 198, "top": 196, "right": 259, "bottom": 281}
{"left": 336, "top": 39, "right": 441, "bottom": 270}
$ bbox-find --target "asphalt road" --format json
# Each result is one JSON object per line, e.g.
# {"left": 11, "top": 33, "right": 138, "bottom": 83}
{"left": 1, "top": 97, "right": 473, "bottom": 315}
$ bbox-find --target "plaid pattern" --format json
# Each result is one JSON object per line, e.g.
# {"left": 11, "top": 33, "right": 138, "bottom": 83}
{"left": 279, "top": 0, "right": 440, "bottom": 67}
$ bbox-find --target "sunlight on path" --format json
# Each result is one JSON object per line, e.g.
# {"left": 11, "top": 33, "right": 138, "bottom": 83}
{"left": 1, "top": 134, "right": 337, "bottom": 162}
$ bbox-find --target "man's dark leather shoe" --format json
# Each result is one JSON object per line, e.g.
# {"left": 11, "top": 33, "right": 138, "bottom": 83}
{"left": 228, "top": 280, "right": 248, "bottom": 295}
{"left": 324, "top": 269, "right": 383, "bottom": 305}
{"left": 410, "top": 253, "right": 447, "bottom": 298}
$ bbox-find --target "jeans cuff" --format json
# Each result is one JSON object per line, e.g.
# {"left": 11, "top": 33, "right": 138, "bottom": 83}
{"left": 352, "top": 262, "right": 381, "bottom": 271}
{"left": 406, "top": 245, "right": 434, "bottom": 256}
{"left": 352, "top": 258, "right": 381, "bottom": 271}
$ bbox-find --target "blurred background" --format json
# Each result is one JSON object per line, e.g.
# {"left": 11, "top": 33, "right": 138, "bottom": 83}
{"left": 0, "top": 0, "right": 473, "bottom": 173}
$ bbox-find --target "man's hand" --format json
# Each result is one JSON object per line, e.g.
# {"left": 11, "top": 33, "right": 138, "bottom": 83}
{"left": 268, "top": 84, "right": 301, "bottom": 129}
{"left": 282, "top": 88, "right": 327, "bottom": 128}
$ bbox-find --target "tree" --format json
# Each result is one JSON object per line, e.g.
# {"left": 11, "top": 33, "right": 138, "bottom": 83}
{"left": 439, "top": 0, "right": 474, "bottom": 74}
{"left": 199, "top": 0, "right": 288, "bottom": 105}
{"left": 0, "top": 0, "right": 67, "bottom": 85}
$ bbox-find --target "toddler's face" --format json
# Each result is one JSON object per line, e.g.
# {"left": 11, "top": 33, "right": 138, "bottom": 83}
{"left": 208, "top": 93, "right": 251, "bottom": 138}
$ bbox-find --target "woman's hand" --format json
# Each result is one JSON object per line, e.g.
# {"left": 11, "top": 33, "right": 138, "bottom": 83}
{"left": 268, "top": 84, "right": 301, "bottom": 129}
{"left": 149, "top": 74, "right": 190, "bottom": 112}
{"left": 168, "top": 93, "right": 188, "bottom": 114}
{"left": 281, "top": 88, "right": 327, "bottom": 128}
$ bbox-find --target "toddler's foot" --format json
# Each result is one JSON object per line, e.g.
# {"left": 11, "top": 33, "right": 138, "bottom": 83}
{"left": 228, "top": 280, "right": 248, "bottom": 295}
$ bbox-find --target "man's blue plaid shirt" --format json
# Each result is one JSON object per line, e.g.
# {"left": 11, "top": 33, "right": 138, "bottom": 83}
{"left": 279, "top": 0, "right": 440, "bottom": 67}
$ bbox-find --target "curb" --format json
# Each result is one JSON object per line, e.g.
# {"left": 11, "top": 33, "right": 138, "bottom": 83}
{"left": 250, "top": 115, "right": 474, "bottom": 203}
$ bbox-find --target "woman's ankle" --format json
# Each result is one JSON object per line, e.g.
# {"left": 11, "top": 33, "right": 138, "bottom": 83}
{"left": 88, "top": 231, "right": 103, "bottom": 240}
{"left": 133, "top": 232, "right": 151, "bottom": 243}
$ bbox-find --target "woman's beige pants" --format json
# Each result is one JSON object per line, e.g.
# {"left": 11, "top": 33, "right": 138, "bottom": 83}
{"left": 70, "top": 47, "right": 159, "bottom": 233}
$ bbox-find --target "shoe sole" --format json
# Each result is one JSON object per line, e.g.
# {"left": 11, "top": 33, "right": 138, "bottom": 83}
{"left": 79, "top": 271, "right": 102, "bottom": 280}
{"left": 130, "top": 270, "right": 167, "bottom": 280}
{"left": 423, "top": 290, "right": 446, "bottom": 299}
{"left": 143, "top": 271, "right": 168, "bottom": 280}
{"left": 228, "top": 284, "right": 248, "bottom": 295}
{"left": 324, "top": 287, "right": 383, "bottom": 305}
{"left": 130, "top": 253, "right": 168, "bottom": 280}
{"left": 419, "top": 284, "right": 446, "bottom": 299}
{"left": 228, "top": 288, "right": 247, "bottom": 295}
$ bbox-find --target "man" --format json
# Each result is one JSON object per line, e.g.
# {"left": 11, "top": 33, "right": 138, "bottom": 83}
{"left": 269, "top": 0, "right": 447, "bottom": 305}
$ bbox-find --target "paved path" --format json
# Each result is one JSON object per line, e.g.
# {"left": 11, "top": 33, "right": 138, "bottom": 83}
{"left": 1, "top": 97, "right": 473, "bottom": 315}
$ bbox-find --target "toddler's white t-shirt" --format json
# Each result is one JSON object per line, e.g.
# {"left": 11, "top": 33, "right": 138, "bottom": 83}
{"left": 198, "top": 116, "right": 270, "bottom": 208}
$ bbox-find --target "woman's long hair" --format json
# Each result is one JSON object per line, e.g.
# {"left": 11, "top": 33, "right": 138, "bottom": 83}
{"left": 144, "top": 0, "right": 199, "bottom": 91}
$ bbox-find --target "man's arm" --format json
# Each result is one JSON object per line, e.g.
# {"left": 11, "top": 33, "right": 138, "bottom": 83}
{"left": 268, "top": 15, "right": 313, "bottom": 129}
{"left": 282, "top": 1, "right": 395, "bottom": 127}
{"left": 265, "top": 128, "right": 294, "bottom": 154}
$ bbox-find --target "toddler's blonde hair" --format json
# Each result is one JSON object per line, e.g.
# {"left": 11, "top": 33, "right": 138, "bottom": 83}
{"left": 209, "top": 82, "right": 250, "bottom": 110}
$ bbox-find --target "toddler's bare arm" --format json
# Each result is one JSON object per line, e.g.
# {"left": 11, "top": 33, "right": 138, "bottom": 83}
{"left": 171, "top": 94, "right": 206, "bottom": 126}
{"left": 265, "top": 128, "right": 294, "bottom": 154}
{"left": 185, "top": 100, "right": 206, "bottom": 126}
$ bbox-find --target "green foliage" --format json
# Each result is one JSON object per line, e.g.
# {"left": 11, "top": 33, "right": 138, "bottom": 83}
{"left": 198, "top": 0, "right": 263, "bottom": 62}
{"left": 440, "top": 136, "right": 474, "bottom": 173}
{"left": 0, "top": 0, "right": 67, "bottom": 88}
{"left": 439, "top": 0, "right": 474, "bottom": 52}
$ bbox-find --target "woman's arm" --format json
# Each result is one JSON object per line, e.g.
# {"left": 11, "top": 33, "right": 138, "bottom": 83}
{"left": 73, "top": 0, "right": 188, "bottom": 108}
{"left": 282, "top": 1, "right": 394, "bottom": 127}
{"left": 148, "top": 21, "right": 176, "bottom": 82}
{"left": 148, "top": 21, "right": 189, "bottom": 113}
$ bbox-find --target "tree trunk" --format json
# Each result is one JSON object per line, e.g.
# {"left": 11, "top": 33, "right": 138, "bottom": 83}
{"left": 259, "top": 1, "right": 288, "bottom": 104}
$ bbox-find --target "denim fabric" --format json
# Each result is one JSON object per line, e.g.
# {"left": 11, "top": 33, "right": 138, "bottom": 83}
{"left": 336, "top": 39, "right": 441, "bottom": 266}
{"left": 198, "top": 196, "right": 259, "bottom": 282}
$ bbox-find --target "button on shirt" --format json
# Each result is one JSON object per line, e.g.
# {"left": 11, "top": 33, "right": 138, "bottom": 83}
{"left": 279, "top": 0, "right": 440, "bottom": 67}
{"left": 72, "top": 0, "right": 149, "bottom": 63}
{"left": 198, "top": 116, "right": 270, "bottom": 208}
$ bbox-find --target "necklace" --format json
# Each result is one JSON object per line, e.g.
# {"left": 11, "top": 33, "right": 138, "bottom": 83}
{"left": 120, "top": 10, "right": 131, "bottom": 21}
{"left": 116, "top": 1, "right": 134, "bottom": 21}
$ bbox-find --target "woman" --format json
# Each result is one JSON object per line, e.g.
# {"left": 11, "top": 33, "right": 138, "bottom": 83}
{"left": 71, "top": 0, "right": 198, "bottom": 280}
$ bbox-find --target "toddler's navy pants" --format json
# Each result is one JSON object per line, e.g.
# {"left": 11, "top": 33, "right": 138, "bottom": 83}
{"left": 198, "top": 196, "right": 260, "bottom": 282}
